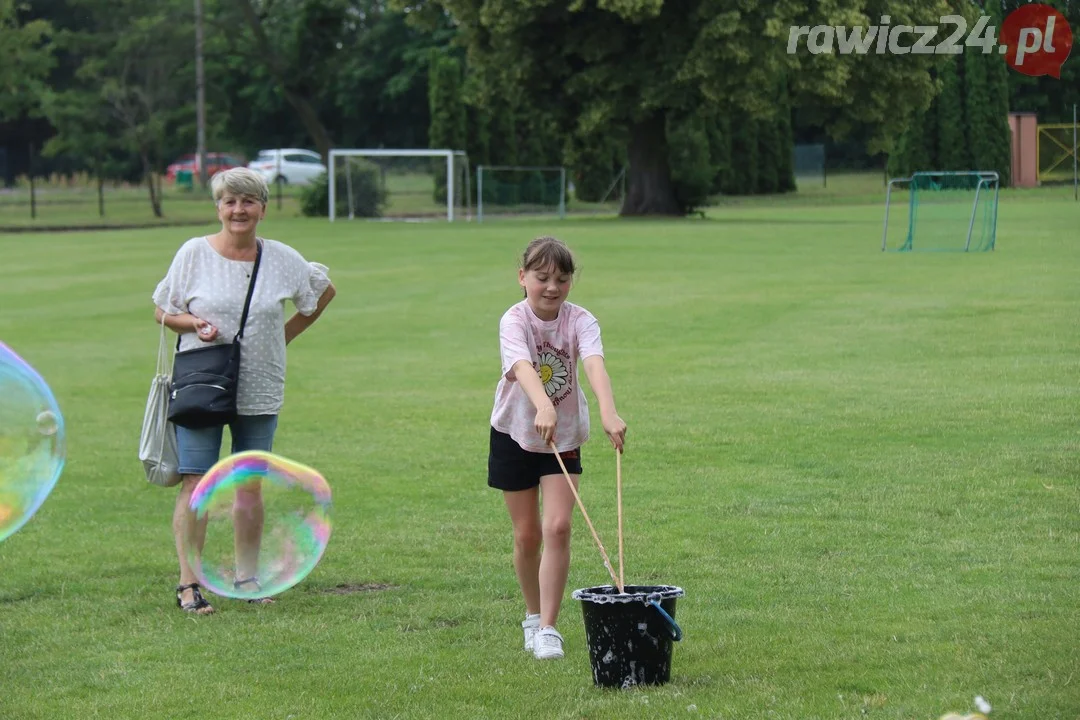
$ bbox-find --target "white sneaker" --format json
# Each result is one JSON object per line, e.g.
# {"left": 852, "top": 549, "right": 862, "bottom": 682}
{"left": 533, "top": 626, "right": 565, "bottom": 659}
{"left": 522, "top": 613, "right": 541, "bottom": 652}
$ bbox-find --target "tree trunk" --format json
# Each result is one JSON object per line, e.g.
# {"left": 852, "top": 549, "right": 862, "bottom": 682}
{"left": 96, "top": 164, "right": 104, "bottom": 217}
{"left": 142, "top": 151, "right": 163, "bottom": 218}
{"left": 28, "top": 141, "right": 36, "bottom": 220}
{"left": 280, "top": 85, "right": 333, "bottom": 163}
{"left": 236, "top": 0, "right": 333, "bottom": 163}
{"left": 621, "top": 111, "right": 681, "bottom": 216}
{"left": 195, "top": 0, "right": 208, "bottom": 188}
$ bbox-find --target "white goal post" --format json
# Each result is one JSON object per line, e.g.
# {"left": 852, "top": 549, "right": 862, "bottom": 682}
{"left": 327, "top": 149, "right": 470, "bottom": 222}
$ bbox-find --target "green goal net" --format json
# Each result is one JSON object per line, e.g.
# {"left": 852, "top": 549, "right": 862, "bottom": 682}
{"left": 882, "top": 171, "right": 999, "bottom": 252}
{"left": 477, "top": 166, "right": 566, "bottom": 221}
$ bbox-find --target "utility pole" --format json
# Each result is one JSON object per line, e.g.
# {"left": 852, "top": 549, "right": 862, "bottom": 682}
{"left": 195, "top": 0, "right": 207, "bottom": 188}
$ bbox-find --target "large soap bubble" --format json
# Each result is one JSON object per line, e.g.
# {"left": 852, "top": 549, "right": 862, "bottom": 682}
{"left": 187, "top": 450, "right": 332, "bottom": 600}
{"left": 0, "top": 342, "right": 66, "bottom": 543}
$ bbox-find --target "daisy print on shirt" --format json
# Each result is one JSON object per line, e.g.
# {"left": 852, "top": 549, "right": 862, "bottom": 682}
{"left": 536, "top": 341, "right": 573, "bottom": 404}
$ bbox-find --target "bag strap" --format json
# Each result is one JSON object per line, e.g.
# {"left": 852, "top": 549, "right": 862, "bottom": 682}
{"left": 173, "top": 239, "right": 263, "bottom": 351}
{"left": 234, "top": 239, "right": 263, "bottom": 342}
{"left": 157, "top": 312, "right": 172, "bottom": 376}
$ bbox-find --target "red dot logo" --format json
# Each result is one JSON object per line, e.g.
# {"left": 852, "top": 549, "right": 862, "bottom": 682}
{"left": 1000, "top": 4, "right": 1073, "bottom": 78}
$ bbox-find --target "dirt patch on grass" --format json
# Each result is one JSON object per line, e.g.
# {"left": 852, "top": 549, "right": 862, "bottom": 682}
{"left": 320, "top": 582, "right": 397, "bottom": 595}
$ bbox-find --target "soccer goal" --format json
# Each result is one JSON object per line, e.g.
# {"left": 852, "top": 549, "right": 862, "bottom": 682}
{"left": 476, "top": 166, "right": 566, "bottom": 222}
{"left": 328, "top": 149, "right": 470, "bottom": 222}
{"left": 882, "top": 171, "right": 999, "bottom": 252}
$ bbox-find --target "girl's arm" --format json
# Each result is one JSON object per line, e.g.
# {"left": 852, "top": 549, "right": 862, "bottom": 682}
{"left": 511, "top": 359, "right": 558, "bottom": 444}
{"left": 285, "top": 283, "right": 336, "bottom": 345}
{"left": 582, "top": 355, "right": 626, "bottom": 452}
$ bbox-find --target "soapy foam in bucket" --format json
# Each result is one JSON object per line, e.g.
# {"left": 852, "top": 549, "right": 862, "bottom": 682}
{"left": 572, "top": 584, "right": 684, "bottom": 688}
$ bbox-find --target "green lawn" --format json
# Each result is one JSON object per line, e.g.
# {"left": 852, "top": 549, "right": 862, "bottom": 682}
{"left": 0, "top": 186, "right": 1078, "bottom": 719}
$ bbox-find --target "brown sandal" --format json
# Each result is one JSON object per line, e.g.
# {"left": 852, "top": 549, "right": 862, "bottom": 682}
{"left": 176, "top": 583, "right": 214, "bottom": 614}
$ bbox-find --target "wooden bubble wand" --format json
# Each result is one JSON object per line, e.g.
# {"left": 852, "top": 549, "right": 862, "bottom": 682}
{"left": 551, "top": 442, "right": 623, "bottom": 593}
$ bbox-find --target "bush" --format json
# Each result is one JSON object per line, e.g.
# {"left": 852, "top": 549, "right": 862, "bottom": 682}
{"left": 299, "top": 161, "right": 387, "bottom": 218}
{"left": 667, "top": 111, "right": 714, "bottom": 214}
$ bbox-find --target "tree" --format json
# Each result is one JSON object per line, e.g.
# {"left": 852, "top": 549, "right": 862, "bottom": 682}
{"left": 565, "top": 131, "right": 624, "bottom": 203}
{"left": 976, "top": 2, "right": 1012, "bottom": 186}
{"left": 756, "top": 117, "right": 781, "bottom": 195}
{"left": 325, "top": 3, "right": 458, "bottom": 150}
{"left": 774, "top": 82, "right": 797, "bottom": 193}
{"left": 216, "top": 0, "right": 342, "bottom": 163}
{"left": 428, "top": 51, "right": 466, "bottom": 151}
{"left": 964, "top": 50, "right": 1010, "bottom": 184}
{"left": 666, "top": 109, "right": 713, "bottom": 211}
{"left": 936, "top": 57, "right": 968, "bottom": 171}
{"left": 40, "top": 86, "right": 126, "bottom": 216}
{"left": 889, "top": 99, "right": 936, "bottom": 177}
{"left": 205, "top": 0, "right": 458, "bottom": 163}
{"left": 47, "top": 0, "right": 196, "bottom": 217}
{"left": 0, "top": 0, "right": 54, "bottom": 121}
{"left": 706, "top": 114, "right": 733, "bottom": 195}
{"left": 964, "top": 46, "right": 994, "bottom": 174}
{"left": 727, "top": 118, "right": 758, "bottom": 195}
{"left": 415, "top": 0, "right": 948, "bottom": 215}
{"left": 0, "top": 0, "right": 53, "bottom": 204}
{"left": 465, "top": 105, "right": 491, "bottom": 168}
{"left": 427, "top": 49, "right": 466, "bottom": 200}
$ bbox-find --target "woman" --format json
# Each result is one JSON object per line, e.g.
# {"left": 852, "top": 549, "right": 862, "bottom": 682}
{"left": 153, "top": 167, "right": 336, "bottom": 614}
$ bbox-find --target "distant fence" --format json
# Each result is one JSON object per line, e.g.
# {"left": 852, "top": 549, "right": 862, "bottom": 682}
{"left": 0, "top": 174, "right": 306, "bottom": 229}
{"left": 1037, "top": 123, "right": 1079, "bottom": 185}
{"left": 793, "top": 144, "right": 826, "bottom": 187}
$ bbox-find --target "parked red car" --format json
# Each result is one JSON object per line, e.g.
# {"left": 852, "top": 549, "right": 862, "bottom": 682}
{"left": 166, "top": 152, "right": 246, "bottom": 182}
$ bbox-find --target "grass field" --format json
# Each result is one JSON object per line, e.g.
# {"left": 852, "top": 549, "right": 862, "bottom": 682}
{"left": 1, "top": 184, "right": 1079, "bottom": 719}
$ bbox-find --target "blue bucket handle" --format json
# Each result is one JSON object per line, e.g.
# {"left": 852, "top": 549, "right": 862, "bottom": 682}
{"left": 648, "top": 599, "right": 683, "bottom": 641}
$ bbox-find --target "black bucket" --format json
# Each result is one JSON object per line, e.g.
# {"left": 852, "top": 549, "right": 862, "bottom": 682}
{"left": 571, "top": 584, "right": 684, "bottom": 689}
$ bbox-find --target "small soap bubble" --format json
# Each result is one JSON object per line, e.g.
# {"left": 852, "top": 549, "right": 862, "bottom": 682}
{"left": 36, "top": 411, "right": 59, "bottom": 436}
{"left": 0, "top": 342, "right": 65, "bottom": 543}
{"left": 187, "top": 451, "right": 332, "bottom": 599}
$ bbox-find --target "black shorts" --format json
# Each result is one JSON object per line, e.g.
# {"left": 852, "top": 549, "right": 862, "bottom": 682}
{"left": 487, "top": 427, "right": 583, "bottom": 492}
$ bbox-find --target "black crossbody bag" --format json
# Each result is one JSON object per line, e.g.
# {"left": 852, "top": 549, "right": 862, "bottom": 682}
{"left": 168, "top": 241, "right": 262, "bottom": 429}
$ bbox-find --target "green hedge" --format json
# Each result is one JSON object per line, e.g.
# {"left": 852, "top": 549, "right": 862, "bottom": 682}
{"left": 299, "top": 162, "right": 387, "bottom": 218}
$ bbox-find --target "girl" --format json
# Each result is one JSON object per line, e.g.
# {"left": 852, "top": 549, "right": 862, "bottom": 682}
{"left": 488, "top": 236, "right": 627, "bottom": 659}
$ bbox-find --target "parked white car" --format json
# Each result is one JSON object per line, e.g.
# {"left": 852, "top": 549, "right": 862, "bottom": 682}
{"left": 248, "top": 148, "right": 327, "bottom": 186}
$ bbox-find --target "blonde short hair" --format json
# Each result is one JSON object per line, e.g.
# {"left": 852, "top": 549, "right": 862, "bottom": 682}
{"left": 210, "top": 167, "right": 269, "bottom": 205}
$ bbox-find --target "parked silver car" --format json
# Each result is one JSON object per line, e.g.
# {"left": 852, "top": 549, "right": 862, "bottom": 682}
{"left": 248, "top": 148, "right": 327, "bottom": 186}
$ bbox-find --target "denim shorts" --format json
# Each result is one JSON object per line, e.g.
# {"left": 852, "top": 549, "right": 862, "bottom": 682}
{"left": 176, "top": 414, "right": 279, "bottom": 476}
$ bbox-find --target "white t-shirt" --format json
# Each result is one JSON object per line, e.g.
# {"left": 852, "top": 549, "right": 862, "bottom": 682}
{"left": 152, "top": 236, "right": 331, "bottom": 415}
{"left": 490, "top": 300, "right": 604, "bottom": 453}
